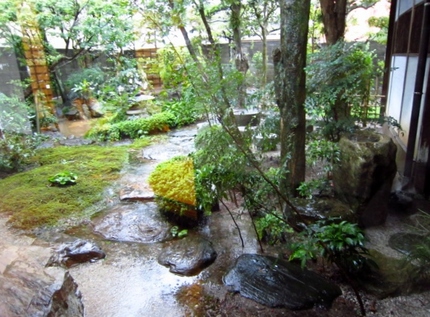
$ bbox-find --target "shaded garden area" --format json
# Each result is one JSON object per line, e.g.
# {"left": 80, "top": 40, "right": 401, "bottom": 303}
{"left": 1, "top": 1, "right": 429, "bottom": 316}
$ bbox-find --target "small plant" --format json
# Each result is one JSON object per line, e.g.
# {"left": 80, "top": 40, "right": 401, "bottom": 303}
{"left": 405, "top": 210, "right": 430, "bottom": 278}
{"left": 297, "top": 178, "right": 331, "bottom": 199}
{"left": 48, "top": 171, "right": 78, "bottom": 186}
{"left": 255, "top": 212, "right": 293, "bottom": 245}
{"left": 289, "top": 218, "right": 370, "bottom": 273}
{"left": 170, "top": 226, "right": 188, "bottom": 238}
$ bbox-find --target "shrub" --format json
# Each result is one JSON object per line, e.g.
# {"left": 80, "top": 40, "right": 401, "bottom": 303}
{"left": 0, "top": 132, "right": 45, "bottom": 173}
{"left": 289, "top": 218, "right": 370, "bottom": 272}
{"left": 86, "top": 111, "right": 175, "bottom": 141}
{"left": 255, "top": 212, "right": 293, "bottom": 245}
{"left": 148, "top": 156, "right": 199, "bottom": 225}
{"left": 161, "top": 85, "right": 199, "bottom": 127}
{"left": 306, "top": 42, "right": 377, "bottom": 141}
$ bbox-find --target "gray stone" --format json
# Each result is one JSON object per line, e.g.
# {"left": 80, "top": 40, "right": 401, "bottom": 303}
{"left": 357, "top": 249, "right": 430, "bottom": 298}
{"left": 92, "top": 202, "right": 171, "bottom": 243}
{"left": 48, "top": 239, "right": 105, "bottom": 268}
{"left": 0, "top": 245, "right": 84, "bottom": 317}
{"left": 223, "top": 254, "right": 342, "bottom": 310}
{"left": 332, "top": 130, "right": 397, "bottom": 227}
{"left": 158, "top": 236, "right": 217, "bottom": 276}
{"left": 388, "top": 232, "right": 426, "bottom": 255}
{"left": 119, "top": 184, "right": 155, "bottom": 201}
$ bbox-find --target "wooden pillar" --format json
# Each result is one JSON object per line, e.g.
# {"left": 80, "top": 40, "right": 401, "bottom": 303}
{"left": 17, "top": 2, "right": 55, "bottom": 130}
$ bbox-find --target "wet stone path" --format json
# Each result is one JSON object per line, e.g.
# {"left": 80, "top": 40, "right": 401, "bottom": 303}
{"left": 2, "top": 124, "right": 430, "bottom": 316}
{"left": 66, "top": 125, "right": 259, "bottom": 316}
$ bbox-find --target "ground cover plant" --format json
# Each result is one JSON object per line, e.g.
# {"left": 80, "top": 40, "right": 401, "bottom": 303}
{"left": 85, "top": 111, "right": 176, "bottom": 141}
{"left": 0, "top": 145, "right": 128, "bottom": 230}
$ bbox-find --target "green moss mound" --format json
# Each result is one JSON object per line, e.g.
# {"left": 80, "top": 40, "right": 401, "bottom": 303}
{"left": 0, "top": 145, "right": 128, "bottom": 230}
{"left": 149, "top": 156, "right": 200, "bottom": 225}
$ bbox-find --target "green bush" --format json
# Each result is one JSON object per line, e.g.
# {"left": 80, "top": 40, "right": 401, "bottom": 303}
{"left": 86, "top": 111, "right": 176, "bottom": 141}
{"left": 306, "top": 42, "right": 377, "bottom": 141}
{"left": 161, "top": 85, "right": 200, "bottom": 127}
{"left": 148, "top": 156, "right": 200, "bottom": 226}
{"left": 193, "top": 125, "right": 251, "bottom": 211}
{"left": 0, "top": 133, "right": 45, "bottom": 172}
{"left": 289, "top": 218, "right": 370, "bottom": 272}
{"left": 255, "top": 212, "right": 293, "bottom": 245}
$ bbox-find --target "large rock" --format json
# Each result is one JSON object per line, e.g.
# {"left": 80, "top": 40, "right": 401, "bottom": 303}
{"left": 223, "top": 254, "right": 342, "bottom": 310}
{"left": 48, "top": 239, "right": 105, "bottom": 268}
{"left": 158, "top": 236, "right": 217, "bottom": 276}
{"left": 332, "top": 130, "right": 397, "bottom": 227}
{"left": 357, "top": 248, "right": 430, "bottom": 298}
{"left": 0, "top": 244, "right": 84, "bottom": 317}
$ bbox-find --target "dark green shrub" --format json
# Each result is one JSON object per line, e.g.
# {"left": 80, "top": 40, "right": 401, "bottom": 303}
{"left": 306, "top": 42, "right": 377, "bottom": 141}
{"left": 161, "top": 85, "right": 199, "bottom": 127}
{"left": 255, "top": 211, "right": 293, "bottom": 245}
{"left": 0, "top": 133, "right": 45, "bottom": 173}
{"left": 289, "top": 218, "right": 370, "bottom": 273}
{"left": 86, "top": 111, "right": 175, "bottom": 141}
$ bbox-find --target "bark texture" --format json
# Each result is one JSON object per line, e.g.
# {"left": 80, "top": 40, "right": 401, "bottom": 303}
{"left": 320, "top": 0, "right": 347, "bottom": 44}
{"left": 274, "top": 0, "right": 310, "bottom": 195}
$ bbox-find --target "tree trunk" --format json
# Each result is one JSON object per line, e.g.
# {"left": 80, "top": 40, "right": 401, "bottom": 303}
{"left": 320, "top": 0, "right": 347, "bottom": 45}
{"left": 261, "top": 24, "right": 268, "bottom": 86}
{"left": 168, "top": 0, "right": 199, "bottom": 63}
{"left": 274, "top": 0, "right": 310, "bottom": 196}
{"left": 231, "top": 1, "right": 248, "bottom": 108}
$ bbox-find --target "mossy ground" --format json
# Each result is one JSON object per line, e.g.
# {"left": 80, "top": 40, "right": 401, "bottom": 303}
{"left": 0, "top": 144, "right": 130, "bottom": 230}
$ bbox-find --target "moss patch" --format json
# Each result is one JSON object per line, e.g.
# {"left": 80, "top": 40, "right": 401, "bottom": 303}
{"left": 0, "top": 145, "right": 128, "bottom": 230}
{"left": 149, "top": 156, "right": 196, "bottom": 206}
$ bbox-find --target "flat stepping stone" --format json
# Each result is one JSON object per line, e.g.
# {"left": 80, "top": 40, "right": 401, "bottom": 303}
{"left": 119, "top": 183, "right": 154, "bottom": 201}
{"left": 158, "top": 236, "right": 217, "bottom": 276}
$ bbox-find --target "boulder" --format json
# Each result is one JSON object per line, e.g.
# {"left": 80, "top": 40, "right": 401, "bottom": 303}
{"left": 223, "top": 254, "right": 342, "bottom": 310}
{"left": 0, "top": 244, "right": 84, "bottom": 316}
{"left": 357, "top": 249, "right": 430, "bottom": 298}
{"left": 48, "top": 239, "right": 105, "bottom": 268}
{"left": 332, "top": 130, "right": 397, "bottom": 227}
{"left": 158, "top": 236, "right": 217, "bottom": 276}
{"left": 388, "top": 232, "right": 425, "bottom": 255}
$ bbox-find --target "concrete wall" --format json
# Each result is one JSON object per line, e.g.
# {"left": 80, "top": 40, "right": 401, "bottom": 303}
{"left": 0, "top": 48, "right": 26, "bottom": 98}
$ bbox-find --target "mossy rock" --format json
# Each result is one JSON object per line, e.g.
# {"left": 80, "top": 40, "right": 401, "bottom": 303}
{"left": 356, "top": 249, "right": 429, "bottom": 298}
{"left": 332, "top": 130, "right": 397, "bottom": 227}
{"left": 149, "top": 156, "right": 201, "bottom": 227}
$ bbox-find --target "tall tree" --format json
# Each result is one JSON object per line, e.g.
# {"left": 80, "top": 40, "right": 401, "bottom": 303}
{"left": 247, "top": 0, "right": 280, "bottom": 86}
{"left": 229, "top": 0, "right": 249, "bottom": 108}
{"left": 320, "top": 0, "right": 379, "bottom": 44}
{"left": 274, "top": 0, "right": 310, "bottom": 195}
{"left": 0, "top": 0, "right": 136, "bottom": 99}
